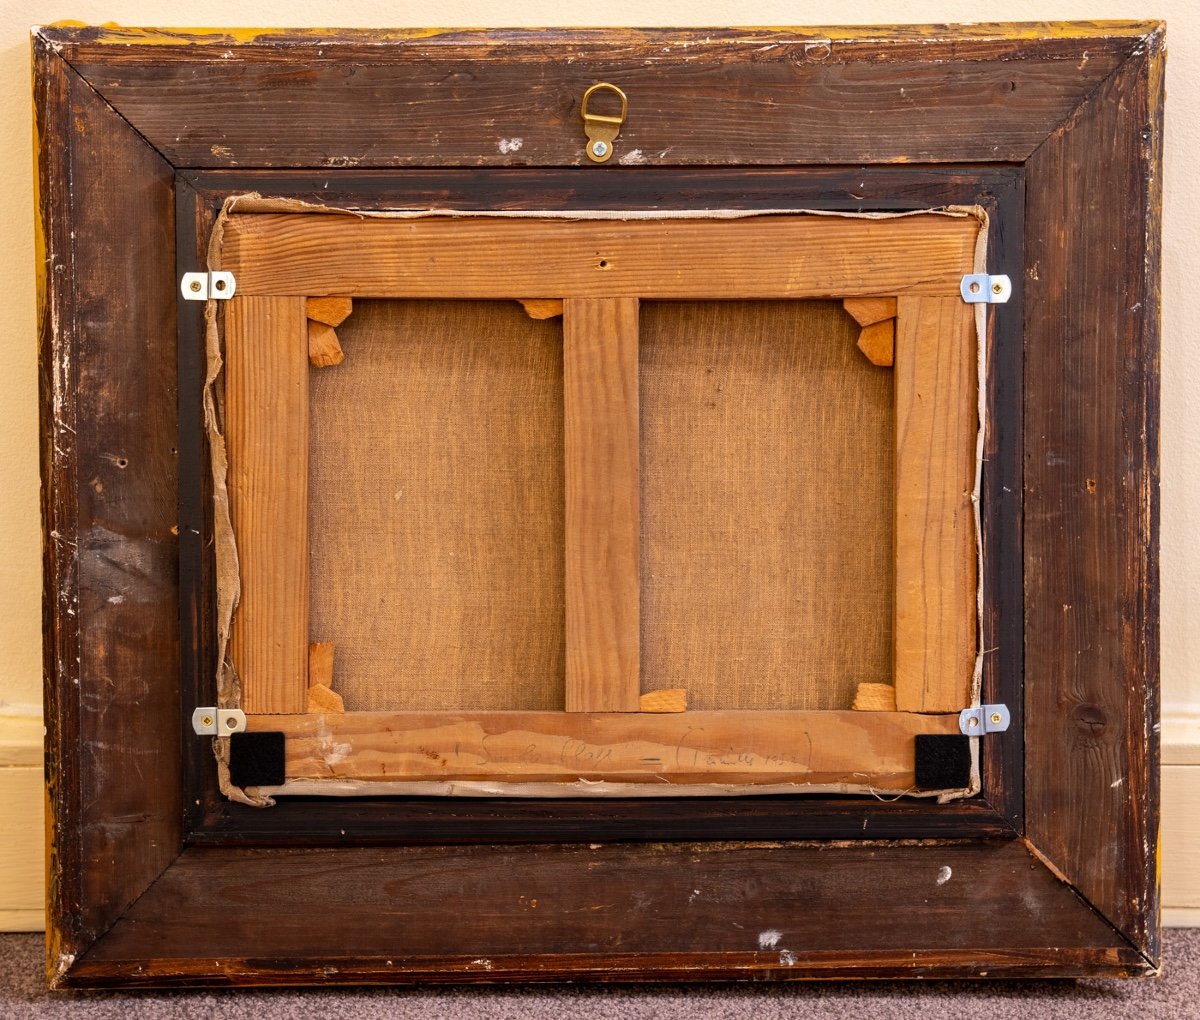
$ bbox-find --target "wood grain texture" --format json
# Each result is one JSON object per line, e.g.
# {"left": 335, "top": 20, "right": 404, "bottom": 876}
{"left": 35, "top": 37, "right": 183, "bottom": 966}
{"left": 220, "top": 213, "right": 978, "bottom": 299}
{"left": 306, "top": 321, "right": 343, "bottom": 367}
{"left": 975, "top": 170, "right": 1025, "bottom": 832}
{"left": 857, "top": 319, "right": 895, "bottom": 367}
{"left": 564, "top": 298, "right": 640, "bottom": 712}
{"left": 305, "top": 295, "right": 352, "bottom": 326}
{"left": 844, "top": 296, "right": 898, "bottom": 327}
{"left": 36, "top": 35, "right": 184, "bottom": 969}
{"left": 1023, "top": 30, "right": 1164, "bottom": 962}
{"left": 894, "top": 296, "right": 977, "bottom": 713}
{"left": 307, "top": 685, "right": 344, "bottom": 714}
{"left": 67, "top": 840, "right": 1151, "bottom": 987}
{"left": 185, "top": 164, "right": 1024, "bottom": 214}
{"left": 247, "top": 710, "right": 959, "bottom": 787}
{"left": 639, "top": 689, "right": 687, "bottom": 713}
{"left": 518, "top": 298, "right": 564, "bottom": 320}
{"left": 308, "top": 642, "right": 334, "bottom": 688}
{"left": 44, "top": 25, "right": 1148, "bottom": 168}
{"left": 225, "top": 296, "right": 309, "bottom": 714}
{"left": 854, "top": 683, "right": 898, "bottom": 712}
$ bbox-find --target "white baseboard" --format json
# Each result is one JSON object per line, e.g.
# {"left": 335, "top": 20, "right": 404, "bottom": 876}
{"left": 0, "top": 758, "right": 44, "bottom": 931}
{"left": 0, "top": 711, "right": 41, "bottom": 767}
{"left": 0, "top": 910, "right": 43, "bottom": 934}
{"left": 0, "top": 708, "right": 1196, "bottom": 934}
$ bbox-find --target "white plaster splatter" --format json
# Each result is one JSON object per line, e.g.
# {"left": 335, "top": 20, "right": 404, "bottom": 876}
{"left": 107, "top": 595, "right": 124, "bottom": 604}
{"left": 937, "top": 866, "right": 953, "bottom": 886}
{"left": 1112, "top": 777, "right": 1124, "bottom": 789}
{"left": 688, "top": 888, "right": 702, "bottom": 903}
{"left": 618, "top": 148, "right": 646, "bottom": 165}
{"left": 778, "top": 950, "right": 797, "bottom": 966}
{"left": 317, "top": 715, "right": 353, "bottom": 767}
{"left": 498, "top": 137, "right": 524, "bottom": 154}
{"left": 758, "top": 929, "right": 783, "bottom": 949}
{"left": 325, "top": 742, "right": 352, "bottom": 766}
{"left": 54, "top": 953, "right": 76, "bottom": 981}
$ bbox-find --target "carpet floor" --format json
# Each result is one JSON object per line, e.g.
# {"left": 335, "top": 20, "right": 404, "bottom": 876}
{"left": 2, "top": 930, "right": 1197, "bottom": 1019}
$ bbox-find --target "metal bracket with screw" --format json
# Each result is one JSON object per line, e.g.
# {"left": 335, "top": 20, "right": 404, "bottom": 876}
{"left": 180, "top": 270, "right": 237, "bottom": 301}
{"left": 191, "top": 707, "right": 247, "bottom": 736}
{"left": 960, "top": 273, "right": 1011, "bottom": 304}
{"left": 581, "top": 82, "right": 628, "bottom": 164}
{"left": 958, "top": 704, "right": 1011, "bottom": 736}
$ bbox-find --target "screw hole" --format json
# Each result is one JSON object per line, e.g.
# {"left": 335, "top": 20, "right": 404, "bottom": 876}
{"left": 969, "top": 281, "right": 981, "bottom": 294}
{"left": 115, "top": 457, "right": 128, "bottom": 469}
{"left": 598, "top": 259, "right": 609, "bottom": 269}
{"left": 214, "top": 279, "right": 226, "bottom": 291}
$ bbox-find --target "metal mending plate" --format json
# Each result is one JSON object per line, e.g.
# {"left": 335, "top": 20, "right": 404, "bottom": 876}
{"left": 191, "top": 707, "right": 247, "bottom": 736}
{"left": 960, "top": 273, "right": 1012, "bottom": 304}
{"left": 958, "top": 704, "right": 1011, "bottom": 736}
{"left": 180, "top": 271, "right": 237, "bottom": 301}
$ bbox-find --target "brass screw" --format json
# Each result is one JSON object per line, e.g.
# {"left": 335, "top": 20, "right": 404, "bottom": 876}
{"left": 992, "top": 282, "right": 1003, "bottom": 295}
{"left": 189, "top": 280, "right": 202, "bottom": 293}
{"left": 201, "top": 714, "right": 214, "bottom": 728}
{"left": 990, "top": 712, "right": 1003, "bottom": 725}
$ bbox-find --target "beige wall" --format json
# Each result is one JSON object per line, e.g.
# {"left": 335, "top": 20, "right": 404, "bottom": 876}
{"left": 1, "top": 1, "right": 1196, "bottom": 924}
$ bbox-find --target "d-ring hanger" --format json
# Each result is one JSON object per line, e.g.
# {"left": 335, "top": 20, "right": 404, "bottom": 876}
{"left": 581, "top": 83, "right": 628, "bottom": 164}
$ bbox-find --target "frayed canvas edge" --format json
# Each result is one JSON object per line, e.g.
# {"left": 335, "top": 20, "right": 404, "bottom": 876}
{"left": 206, "top": 194, "right": 987, "bottom": 807}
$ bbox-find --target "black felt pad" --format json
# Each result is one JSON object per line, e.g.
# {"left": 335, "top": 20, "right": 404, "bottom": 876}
{"left": 229, "top": 730, "right": 286, "bottom": 788}
{"left": 914, "top": 733, "right": 971, "bottom": 790}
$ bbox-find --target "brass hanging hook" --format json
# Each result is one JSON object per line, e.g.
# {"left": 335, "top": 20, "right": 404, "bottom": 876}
{"left": 580, "top": 83, "right": 628, "bottom": 164}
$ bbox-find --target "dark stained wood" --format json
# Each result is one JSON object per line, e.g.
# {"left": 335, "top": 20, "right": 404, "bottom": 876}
{"left": 43, "top": 25, "right": 1147, "bottom": 168}
{"left": 35, "top": 30, "right": 83, "bottom": 978}
{"left": 67, "top": 841, "right": 1152, "bottom": 986}
{"left": 36, "top": 22, "right": 1161, "bottom": 987}
{"left": 176, "top": 175, "right": 220, "bottom": 840}
{"left": 186, "top": 795, "right": 1019, "bottom": 847}
{"left": 979, "top": 171, "right": 1025, "bottom": 832}
{"left": 61, "top": 948, "right": 1157, "bottom": 987}
{"left": 35, "top": 36, "right": 184, "bottom": 971}
{"left": 1023, "top": 31, "right": 1164, "bottom": 963}
{"left": 184, "top": 165, "right": 1023, "bottom": 212}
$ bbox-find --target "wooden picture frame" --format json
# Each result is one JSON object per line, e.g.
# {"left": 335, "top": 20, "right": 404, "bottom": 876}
{"left": 36, "top": 23, "right": 1162, "bottom": 985}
